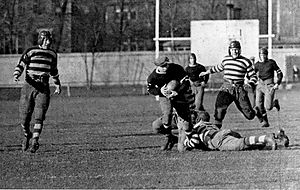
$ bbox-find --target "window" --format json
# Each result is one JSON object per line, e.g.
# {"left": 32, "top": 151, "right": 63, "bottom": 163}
{"left": 114, "top": 5, "right": 137, "bottom": 21}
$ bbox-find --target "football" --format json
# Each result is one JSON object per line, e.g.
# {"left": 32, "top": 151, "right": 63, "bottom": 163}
{"left": 166, "top": 80, "right": 180, "bottom": 91}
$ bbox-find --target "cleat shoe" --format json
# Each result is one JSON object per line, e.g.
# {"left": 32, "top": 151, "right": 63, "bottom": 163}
{"left": 265, "top": 134, "right": 277, "bottom": 150}
{"left": 275, "top": 129, "right": 289, "bottom": 147}
{"left": 160, "top": 126, "right": 173, "bottom": 150}
{"left": 22, "top": 132, "right": 32, "bottom": 151}
{"left": 166, "top": 135, "right": 178, "bottom": 150}
{"left": 30, "top": 138, "right": 40, "bottom": 153}
{"left": 273, "top": 99, "right": 280, "bottom": 111}
{"left": 161, "top": 136, "right": 170, "bottom": 151}
{"left": 261, "top": 115, "right": 270, "bottom": 128}
{"left": 261, "top": 122, "right": 270, "bottom": 128}
{"left": 255, "top": 106, "right": 263, "bottom": 123}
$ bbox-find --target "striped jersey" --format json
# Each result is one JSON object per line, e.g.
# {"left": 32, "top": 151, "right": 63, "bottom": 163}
{"left": 209, "top": 55, "right": 257, "bottom": 84}
{"left": 184, "top": 121, "right": 219, "bottom": 150}
{"left": 13, "top": 46, "right": 60, "bottom": 85}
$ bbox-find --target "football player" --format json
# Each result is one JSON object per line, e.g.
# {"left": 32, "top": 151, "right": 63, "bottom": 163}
{"left": 13, "top": 30, "right": 61, "bottom": 153}
{"left": 254, "top": 47, "right": 283, "bottom": 127}
{"left": 200, "top": 40, "right": 262, "bottom": 129}
{"left": 147, "top": 56, "right": 194, "bottom": 152}
{"left": 182, "top": 111, "right": 289, "bottom": 151}
{"left": 185, "top": 53, "right": 209, "bottom": 111}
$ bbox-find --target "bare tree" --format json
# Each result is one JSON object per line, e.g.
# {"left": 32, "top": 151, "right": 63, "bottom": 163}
{"left": 72, "top": 0, "right": 106, "bottom": 89}
{"left": 1, "top": 0, "right": 17, "bottom": 54}
{"left": 53, "top": 0, "right": 69, "bottom": 52}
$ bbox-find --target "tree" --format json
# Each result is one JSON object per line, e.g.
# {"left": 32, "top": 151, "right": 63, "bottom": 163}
{"left": 72, "top": 0, "right": 106, "bottom": 89}
{"left": 0, "top": 0, "right": 17, "bottom": 54}
{"left": 53, "top": 0, "right": 69, "bottom": 52}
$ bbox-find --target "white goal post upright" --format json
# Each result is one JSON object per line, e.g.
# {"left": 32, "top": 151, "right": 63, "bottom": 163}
{"left": 154, "top": 0, "right": 274, "bottom": 58}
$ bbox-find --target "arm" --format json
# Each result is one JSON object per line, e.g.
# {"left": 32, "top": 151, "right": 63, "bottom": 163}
{"left": 147, "top": 82, "right": 161, "bottom": 96}
{"left": 246, "top": 61, "right": 258, "bottom": 88}
{"left": 171, "top": 65, "right": 190, "bottom": 96}
{"left": 147, "top": 73, "right": 165, "bottom": 96}
{"left": 200, "top": 65, "right": 209, "bottom": 85}
{"left": 199, "top": 60, "right": 225, "bottom": 77}
{"left": 13, "top": 51, "right": 29, "bottom": 82}
{"left": 273, "top": 62, "right": 283, "bottom": 89}
{"left": 183, "top": 133, "right": 200, "bottom": 149}
{"left": 50, "top": 52, "right": 61, "bottom": 95}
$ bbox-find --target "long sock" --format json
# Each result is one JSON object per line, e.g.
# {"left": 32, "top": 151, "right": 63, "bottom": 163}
{"left": 32, "top": 124, "right": 43, "bottom": 139}
{"left": 244, "top": 135, "right": 266, "bottom": 145}
{"left": 21, "top": 124, "right": 30, "bottom": 136}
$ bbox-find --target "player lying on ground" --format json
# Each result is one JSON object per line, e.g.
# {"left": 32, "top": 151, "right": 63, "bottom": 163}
{"left": 164, "top": 110, "right": 289, "bottom": 151}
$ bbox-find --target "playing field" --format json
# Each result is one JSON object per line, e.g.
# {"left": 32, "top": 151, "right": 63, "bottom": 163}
{"left": 0, "top": 85, "right": 299, "bottom": 189}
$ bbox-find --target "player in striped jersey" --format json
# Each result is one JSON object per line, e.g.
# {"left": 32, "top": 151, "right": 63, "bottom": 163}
{"left": 13, "top": 30, "right": 61, "bottom": 153}
{"left": 254, "top": 47, "right": 283, "bottom": 127}
{"left": 183, "top": 111, "right": 289, "bottom": 151}
{"left": 200, "top": 40, "right": 261, "bottom": 128}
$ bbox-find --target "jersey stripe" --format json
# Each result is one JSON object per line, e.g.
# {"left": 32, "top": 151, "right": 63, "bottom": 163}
{"left": 29, "top": 63, "right": 51, "bottom": 69}
{"left": 14, "top": 46, "right": 59, "bottom": 84}
{"left": 211, "top": 55, "right": 257, "bottom": 83}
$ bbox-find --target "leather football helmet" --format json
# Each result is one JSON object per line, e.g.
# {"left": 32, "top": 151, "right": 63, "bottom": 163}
{"left": 259, "top": 47, "right": 268, "bottom": 55}
{"left": 38, "top": 30, "right": 52, "bottom": 46}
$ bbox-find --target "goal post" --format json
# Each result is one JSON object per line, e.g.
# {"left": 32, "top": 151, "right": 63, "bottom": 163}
{"left": 154, "top": 0, "right": 274, "bottom": 59}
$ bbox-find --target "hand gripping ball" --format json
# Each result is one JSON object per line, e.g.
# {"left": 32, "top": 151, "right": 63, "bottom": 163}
{"left": 166, "top": 80, "right": 180, "bottom": 91}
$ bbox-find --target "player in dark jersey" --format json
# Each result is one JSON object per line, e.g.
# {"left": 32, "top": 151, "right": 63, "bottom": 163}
{"left": 185, "top": 53, "right": 209, "bottom": 111}
{"left": 182, "top": 111, "right": 289, "bottom": 151}
{"left": 254, "top": 47, "right": 283, "bottom": 127}
{"left": 13, "top": 30, "right": 61, "bottom": 153}
{"left": 200, "top": 40, "right": 261, "bottom": 128}
{"left": 147, "top": 56, "right": 193, "bottom": 152}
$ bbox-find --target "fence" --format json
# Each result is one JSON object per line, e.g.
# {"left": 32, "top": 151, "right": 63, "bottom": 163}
{"left": 1, "top": 49, "right": 300, "bottom": 88}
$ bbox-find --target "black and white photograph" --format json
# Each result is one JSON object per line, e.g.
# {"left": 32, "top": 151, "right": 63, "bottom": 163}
{"left": 0, "top": 0, "right": 299, "bottom": 189}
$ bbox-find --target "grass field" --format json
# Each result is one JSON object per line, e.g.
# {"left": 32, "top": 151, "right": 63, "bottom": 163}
{"left": 0, "top": 85, "right": 300, "bottom": 189}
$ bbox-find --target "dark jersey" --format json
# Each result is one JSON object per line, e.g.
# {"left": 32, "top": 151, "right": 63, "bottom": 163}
{"left": 185, "top": 63, "right": 209, "bottom": 83}
{"left": 147, "top": 63, "right": 187, "bottom": 96}
{"left": 254, "top": 59, "right": 283, "bottom": 85}
{"left": 14, "top": 46, "right": 60, "bottom": 85}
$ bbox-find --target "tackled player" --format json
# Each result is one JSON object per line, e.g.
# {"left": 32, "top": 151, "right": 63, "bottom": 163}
{"left": 170, "top": 111, "right": 289, "bottom": 151}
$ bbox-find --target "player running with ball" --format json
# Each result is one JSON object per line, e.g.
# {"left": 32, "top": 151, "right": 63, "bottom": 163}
{"left": 147, "top": 56, "right": 194, "bottom": 152}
